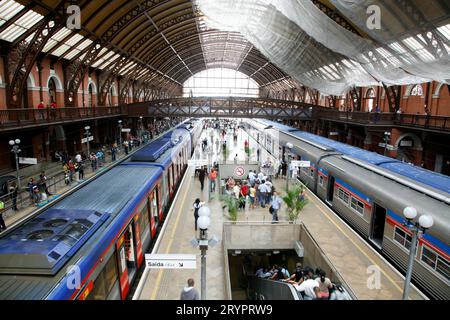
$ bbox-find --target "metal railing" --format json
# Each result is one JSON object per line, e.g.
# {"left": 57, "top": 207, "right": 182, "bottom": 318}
{"left": 317, "top": 108, "right": 450, "bottom": 131}
{"left": 0, "top": 106, "right": 122, "bottom": 130}
{"left": 247, "top": 276, "right": 301, "bottom": 300}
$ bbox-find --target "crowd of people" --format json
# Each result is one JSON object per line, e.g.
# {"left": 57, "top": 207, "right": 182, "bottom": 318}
{"left": 223, "top": 170, "right": 285, "bottom": 222}
{"left": 255, "top": 263, "right": 337, "bottom": 300}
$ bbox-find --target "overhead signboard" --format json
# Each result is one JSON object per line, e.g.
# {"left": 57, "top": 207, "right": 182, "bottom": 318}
{"left": 378, "top": 143, "right": 395, "bottom": 150}
{"left": 400, "top": 140, "right": 413, "bottom": 147}
{"left": 121, "top": 128, "right": 131, "bottom": 133}
{"left": 145, "top": 254, "right": 196, "bottom": 269}
{"left": 19, "top": 157, "right": 37, "bottom": 165}
{"left": 81, "top": 136, "right": 94, "bottom": 144}
{"left": 188, "top": 159, "right": 208, "bottom": 167}
{"left": 291, "top": 160, "right": 310, "bottom": 168}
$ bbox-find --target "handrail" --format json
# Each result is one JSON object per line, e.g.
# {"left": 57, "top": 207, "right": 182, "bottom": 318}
{"left": 0, "top": 106, "right": 122, "bottom": 130}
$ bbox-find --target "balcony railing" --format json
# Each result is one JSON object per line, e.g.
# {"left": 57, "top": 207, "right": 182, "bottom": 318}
{"left": 0, "top": 106, "right": 123, "bottom": 130}
{"left": 317, "top": 108, "right": 450, "bottom": 131}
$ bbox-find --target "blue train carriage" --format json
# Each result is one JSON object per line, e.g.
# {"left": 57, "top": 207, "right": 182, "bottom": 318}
{"left": 131, "top": 124, "right": 192, "bottom": 203}
{"left": 0, "top": 164, "right": 163, "bottom": 300}
{"left": 248, "top": 118, "right": 450, "bottom": 300}
{"left": 318, "top": 155, "right": 450, "bottom": 300}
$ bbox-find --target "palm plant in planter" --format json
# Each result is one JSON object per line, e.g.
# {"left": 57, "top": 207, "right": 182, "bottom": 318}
{"left": 282, "top": 185, "right": 308, "bottom": 223}
{"left": 222, "top": 195, "right": 239, "bottom": 222}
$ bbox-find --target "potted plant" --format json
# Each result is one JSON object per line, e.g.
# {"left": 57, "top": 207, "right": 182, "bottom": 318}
{"left": 222, "top": 195, "right": 239, "bottom": 222}
{"left": 282, "top": 185, "right": 308, "bottom": 223}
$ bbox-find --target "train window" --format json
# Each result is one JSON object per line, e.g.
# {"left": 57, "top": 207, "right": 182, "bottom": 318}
{"left": 318, "top": 175, "right": 324, "bottom": 186}
{"left": 393, "top": 227, "right": 413, "bottom": 251}
{"left": 337, "top": 188, "right": 349, "bottom": 205}
{"left": 138, "top": 202, "right": 150, "bottom": 235}
{"left": 420, "top": 245, "right": 450, "bottom": 281}
{"left": 350, "top": 197, "right": 364, "bottom": 215}
{"left": 309, "top": 168, "right": 314, "bottom": 177}
{"left": 104, "top": 254, "right": 119, "bottom": 293}
{"left": 87, "top": 274, "right": 107, "bottom": 300}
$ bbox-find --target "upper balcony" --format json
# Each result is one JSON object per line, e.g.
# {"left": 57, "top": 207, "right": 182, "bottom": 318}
{"left": 0, "top": 106, "right": 123, "bottom": 132}
{"left": 317, "top": 108, "right": 450, "bottom": 133}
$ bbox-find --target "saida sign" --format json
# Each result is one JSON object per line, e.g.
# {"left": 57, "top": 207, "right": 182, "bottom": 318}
{"left": 145, "top": 254, "right": 196, "bottom": 269}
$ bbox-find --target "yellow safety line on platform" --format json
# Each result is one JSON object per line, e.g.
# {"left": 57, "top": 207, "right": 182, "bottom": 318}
{"left": 304, "top": 189, "right": 406, "bottom": 296}
{"left": 150, "top": 171, "right": 192, "bottom": 300}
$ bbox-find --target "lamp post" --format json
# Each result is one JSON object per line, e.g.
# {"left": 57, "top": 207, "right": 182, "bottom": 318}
{"left": 9, "top": 139, "right": 21, "bottom": 189}
{"left": 84, "top": 126, "right": 91, "bottom": 156}
{"left": 118, "top": 120, "right": 123, "bottom": 149}
{"left": 402, "top": 207, "right": 434, "bottom": 300}
{"left": 197, "top": 206, "right": 211, "bottom": 300}
{"left": 139, "top": 116, "right": 143, "bottom": 143}
{"left": 285, "top": 142, "right": 293, "bottom": 192}
{"left": 383, "top": 131, "right": 391, "bottom": 156}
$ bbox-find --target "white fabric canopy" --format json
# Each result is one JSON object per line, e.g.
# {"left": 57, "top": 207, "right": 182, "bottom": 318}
{"left": 196, "top": 0, "right": 450, "bottom": 96}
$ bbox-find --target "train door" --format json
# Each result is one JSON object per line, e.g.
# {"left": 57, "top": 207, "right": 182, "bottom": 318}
{"left": 168, "top": 166, "right": 173, "bottom": 197}
{"left": 115, "top": 225, "right": 137, "bottom": 299}
{"left": 370, "top": 203, "right": 387, "bottom": 248}
{"left": 326, "top": 176, "right": 335, "bottom": 204}
{"left": 149, "top": 188, "right": 159, "bottom": 237}
{"left": 133, "top": 213, "right": 144, "bottom": 268}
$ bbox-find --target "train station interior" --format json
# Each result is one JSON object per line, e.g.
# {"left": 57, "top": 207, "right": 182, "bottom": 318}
{"left": 0, "top": 0, "right": 448, "bottom": 302}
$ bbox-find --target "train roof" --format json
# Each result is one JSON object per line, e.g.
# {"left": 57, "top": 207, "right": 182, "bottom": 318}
{"left": 0, "top": 165, "right": 161, "bottom": 276}
{"left": 131, "top": 138, "right": 172, "bottom": 162}
{"left": 257, "top": 119, "right": 450, "bottom": 195}
{"left": 0, "top": 164, "right": 162, "bottom": 299}
{"left": 0, "top": 209, "right": 109, "bottom": 275}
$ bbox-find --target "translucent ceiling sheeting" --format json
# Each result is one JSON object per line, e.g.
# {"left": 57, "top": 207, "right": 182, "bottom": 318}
{"left": 197, "top": 0, "right": 450, "bottom": 95}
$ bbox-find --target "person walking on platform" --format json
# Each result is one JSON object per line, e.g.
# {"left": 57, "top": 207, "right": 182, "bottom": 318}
{"left": 193, "top": 198, "right": 204, "bottom": 231}
{"left": 270, "top": 191, "right": 282, "bottom": 223}
{"left": 0, "top": 200, "right": 6, "bottom": 231}
{"left": 9, "top": 182, "right": 18, "bottom": 211}
{"left": 180, "top": 278, "right": 199, "bottom": 300}
{"left": 209, "top": 168, "right": 217, "bottom": 193}
{"left": 198, "top": 166, "right": 206, "bottom": 191}
{"left": 111, "top": 143, "right": 117, "bottom": 162}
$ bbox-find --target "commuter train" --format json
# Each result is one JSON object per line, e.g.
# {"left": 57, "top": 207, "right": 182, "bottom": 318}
{"left": 0, "top": 119, "right": 202, "bottom": 300}
{"left": 245, "top": 119, "right": 450, "bottom": 300}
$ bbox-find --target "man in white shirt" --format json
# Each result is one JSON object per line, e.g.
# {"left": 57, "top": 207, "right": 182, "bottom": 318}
{"left": 258, "top": 171, "right": 264, "bottom": 181}
{"left": 294, "top": 278, "right": 320, "bottom": 300}
{"left": 258, "top": 182, "right": 267, "bottom": 207}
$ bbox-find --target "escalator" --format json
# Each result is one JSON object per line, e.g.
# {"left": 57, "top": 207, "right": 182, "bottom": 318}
{"left": 246, "top": 275, "right": 302, "bottom": 300}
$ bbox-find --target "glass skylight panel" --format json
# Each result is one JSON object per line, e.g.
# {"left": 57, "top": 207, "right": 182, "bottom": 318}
{"left": 388, "top": 42, "right": 407, "bottom": 54}
{"left": 403, "top": 37, "right": 424, "bottom": 51}
{"left": 52, "top": 44, "right": 71, "bottom": 57}
{"left": 42, "top": 28, "right": 72, "bottom": 52}
{"left": 437, "top": 24, "right": 450, "bottom": 40}
{"left": 0, "top": 10, "right": 43, "bottom": 42}
{"left": 64, "top": 47, "right": 83, "bottom": 60}
{"left": 66, "top": 33, "right": 84, "bottom": 46}
{"left": 77, "top": 39, "right": 93, "bottom": 51}
{"left": 0, "top": 0, "right": 23, "bottom": 24}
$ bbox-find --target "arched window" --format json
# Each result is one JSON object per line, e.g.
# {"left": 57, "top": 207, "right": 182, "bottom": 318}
{"left": 410, "top": 84, "right": 423, "bottom": 96}
{"left": 183, "top": 68, "right": 259, "bottom": 97}
{"left": 366, "top": 88, "right": 376, "bottom": 112}
{"left": 49, "top": 78, "right": 57, "bottom": 105}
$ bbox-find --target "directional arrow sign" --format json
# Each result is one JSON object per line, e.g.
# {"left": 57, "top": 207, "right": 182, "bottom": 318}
{"left": 145, "top": 254, "right": 196, "bottom": 269}
{"left": 81, "top": 136, "right": 94, "bottom": 143}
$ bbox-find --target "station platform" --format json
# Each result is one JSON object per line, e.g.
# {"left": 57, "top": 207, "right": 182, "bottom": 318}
{"left": 135, "top": 126, "right": 426, "bottom": 300}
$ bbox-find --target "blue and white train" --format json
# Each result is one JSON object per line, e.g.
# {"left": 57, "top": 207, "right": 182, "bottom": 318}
{"left": 0, "top": 119, "right": 202, "bottom": 300}
{"left": 245, "top": 119, "right": 450, "bottom": 300}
